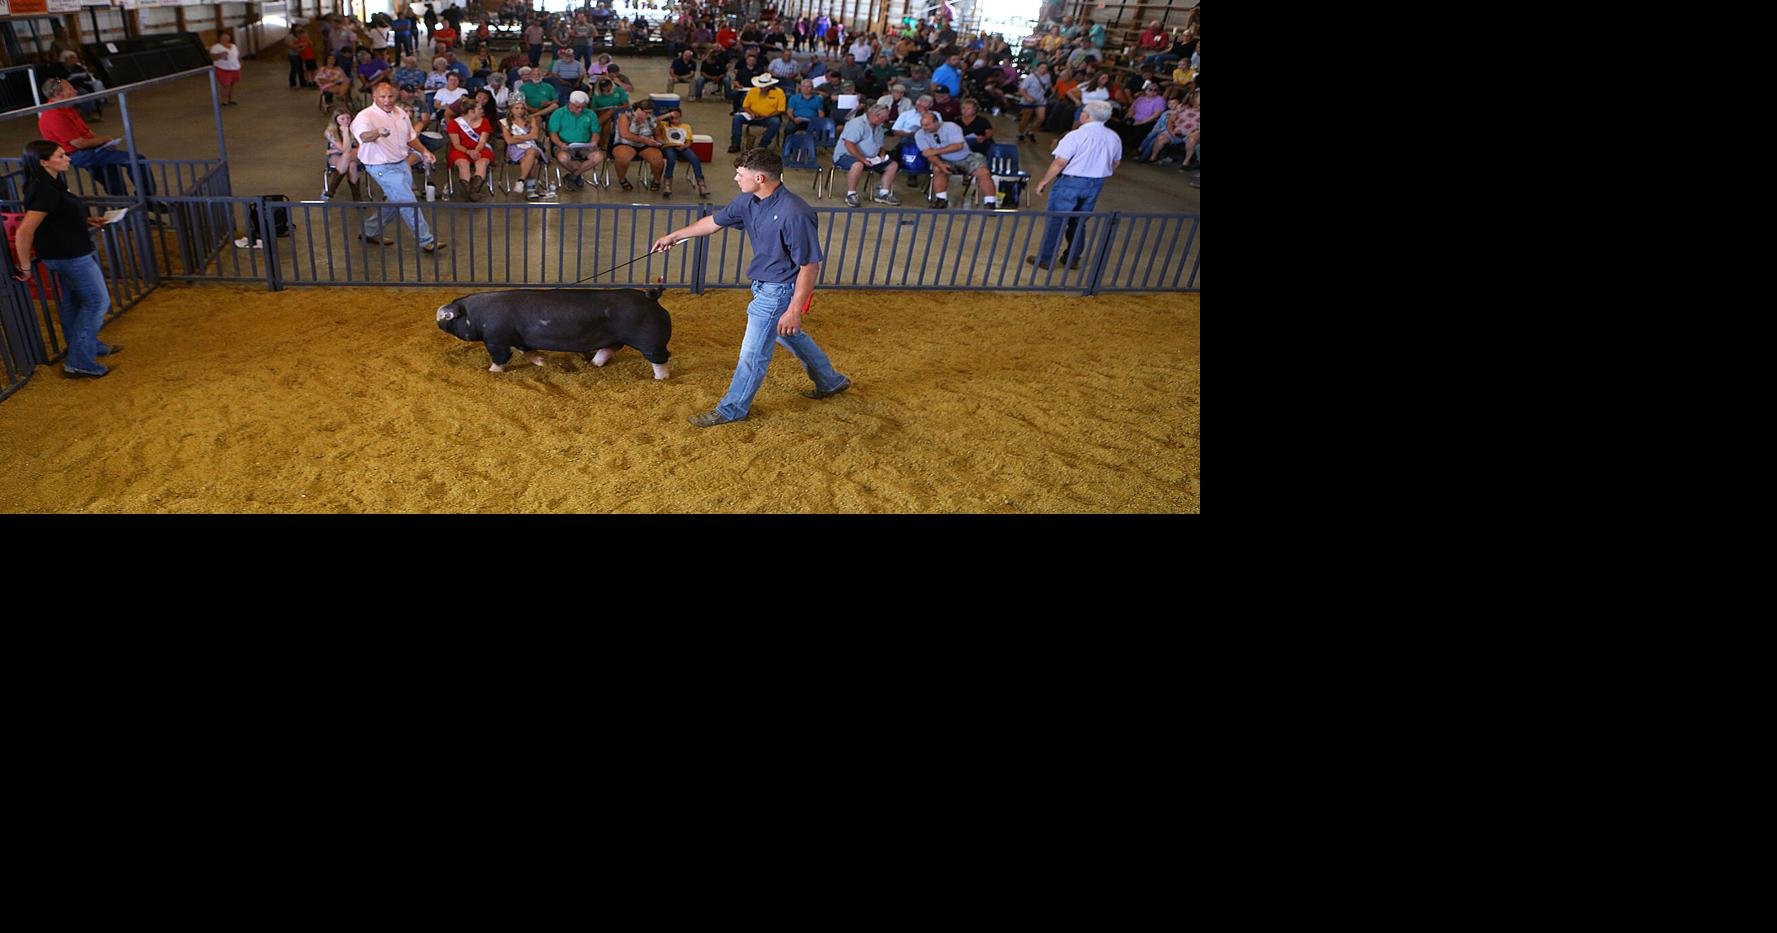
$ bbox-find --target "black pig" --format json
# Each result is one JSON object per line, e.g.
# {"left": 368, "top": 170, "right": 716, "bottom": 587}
{"left": 437, "top": 285, "right": 672, "bottom": 379}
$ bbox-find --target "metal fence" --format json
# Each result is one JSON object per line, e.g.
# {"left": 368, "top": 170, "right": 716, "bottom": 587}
{"left": 0, "top": 214, "right": 160, "bottom": 401}
{"left": 1, "top": 67, "right": 228, "bottom": 401}
{"left": 154, "top": 198, "right": 1201, "bottom": 295}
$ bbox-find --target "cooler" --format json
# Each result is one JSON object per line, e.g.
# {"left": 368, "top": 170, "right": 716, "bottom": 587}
{"left": 691, "top": 134, "right": 713, "bottom": 162}
{"left": 650, "top": 92, "right": 681, "bottom": 112}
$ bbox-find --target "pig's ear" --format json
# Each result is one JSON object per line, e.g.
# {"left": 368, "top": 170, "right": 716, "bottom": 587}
{"left": 436, "top": 303, "right": 460, "bottom": 322}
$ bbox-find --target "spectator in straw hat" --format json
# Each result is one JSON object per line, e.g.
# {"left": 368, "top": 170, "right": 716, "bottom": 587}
{"left": 729, "top": 73, "right": 786, "bottom": 152}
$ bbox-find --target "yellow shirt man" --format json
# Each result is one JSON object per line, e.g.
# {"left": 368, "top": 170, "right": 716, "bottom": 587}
{"left": 741, "top": 86, "right": 787, "bottom": 119}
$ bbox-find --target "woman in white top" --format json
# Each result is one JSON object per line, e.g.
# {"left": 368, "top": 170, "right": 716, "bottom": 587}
{"left": 322, "top": 104, "right": 363, "bottom": 200}
{"left": 367, "top": 23, "right": 393, "bottom": 53}
{"left": 430, "top": 71, "right": 468, "bottom": 127}
{"left": 210, "top": 28, "right": 243, "bottom": 105}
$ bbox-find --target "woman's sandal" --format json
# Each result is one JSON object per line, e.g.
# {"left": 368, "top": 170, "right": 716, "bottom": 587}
{"left": 661, "top": 181, "right": 672, "bottom": 198}
{"left": 619, "top": 178, "right": 633, "bottom": 191}
{"left": 697, "top": 181, "right": 710, "bottom": 198}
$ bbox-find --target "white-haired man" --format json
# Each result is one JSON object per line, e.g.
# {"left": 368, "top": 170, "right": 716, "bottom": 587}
{"left": 549, "top": 89, "right": 604, "bottom": 189}
{"left": 1027, "top": 100, "right": 1121, "bottom": 271}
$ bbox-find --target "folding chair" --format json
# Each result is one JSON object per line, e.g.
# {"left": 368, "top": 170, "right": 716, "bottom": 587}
{"left": 967, "top": 142, "right": 1031, "bottom": 210}
{"left": 781, "top": 132, "right": 830, "bottom": 199}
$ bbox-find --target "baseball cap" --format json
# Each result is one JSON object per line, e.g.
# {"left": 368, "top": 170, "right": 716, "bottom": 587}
{"left": 569, "top": 90, "right": 590, "bottom": 105}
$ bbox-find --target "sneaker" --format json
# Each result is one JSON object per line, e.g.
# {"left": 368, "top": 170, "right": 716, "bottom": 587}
{"left": 1025, "top": 255, "right": 1052, "bottom": 271}
{"left": 689, "top": 409, "right": 746, "bottom": 428}
{"left": 929, "top": 197, "right": 948, "bottom": 210}
{"left": 64, "top": 365, "right": 109, "bottom": 378}
{"left": 422, "top": 241, "right": 447, "bottom": 254}
{"left": 845, "top": 192, "right": 860, "bottom": 207}
{"left": 727, "top": 143, "right": 742, "bottom": 153}
{"left": 526, "top": 186, "right": 540, "bottom": 200}
{"left": 871, "top": 190, "right": 900, "bottom": 206}
{"left": 801, "top": 377, "right": 851, "bottom": 400}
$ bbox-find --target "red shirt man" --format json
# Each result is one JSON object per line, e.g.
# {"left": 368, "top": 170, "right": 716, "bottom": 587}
{"left": 715, "top": 26, "right": 737, "bottom": 49}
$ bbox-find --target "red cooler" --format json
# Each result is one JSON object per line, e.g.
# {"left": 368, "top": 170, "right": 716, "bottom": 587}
{"left": 691, "top": 134, "right": 713, "bottom": 162}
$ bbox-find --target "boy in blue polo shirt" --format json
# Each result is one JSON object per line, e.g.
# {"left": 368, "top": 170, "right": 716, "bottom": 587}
{"left": 651, "top": 147, "right": 851, "bottom": 427}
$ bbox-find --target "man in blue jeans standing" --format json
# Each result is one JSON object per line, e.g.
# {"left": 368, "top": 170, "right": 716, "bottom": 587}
{"left": 651, "top": 147, "right": 851, "bottom": 428}
{"left": 351, "top": 81, "right": 446, "bottom": 253}
{"left": 1027, "top": 100, "right": 1122, "bottom": 272}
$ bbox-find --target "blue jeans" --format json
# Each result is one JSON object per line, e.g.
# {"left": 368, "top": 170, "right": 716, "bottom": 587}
{"left": 69, "top": 147, "right": 156, "bottom": 197}
{"left": 731, "top": 114, "right": 781, "bottom": 149}
{"left": 716, "top": 281, "right": 848, "bottom": 420}
{"left": 43, "top": 252, "right": 110, "bottom": 374}
{"left": 1138, "top": 114, "right": 1170, "bottom": 160}
{"left": 1036, "top": 174, "right": 1105, "bottom": 266}
{"left": 362, "top": 162, "right": 435, "bottom": 246}
{"left": 664, "top": 146, "right": 704, "bottom": 180}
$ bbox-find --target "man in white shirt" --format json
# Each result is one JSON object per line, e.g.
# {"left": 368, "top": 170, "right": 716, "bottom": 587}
{"left": 352, "top": 81, "right": 445, "bottom": 252}
{"left": 1027, "top": 100, "right": 1120, "bottom": 271}
{"left": 890, "top": 94, "right": 932, "bottom": 134}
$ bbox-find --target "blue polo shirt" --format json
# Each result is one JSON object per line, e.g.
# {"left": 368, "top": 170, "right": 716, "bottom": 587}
{"left": 932, "top": 63, "right": 962, "bottom": 97}
{"left": 713, "top": 185, "right": 824, "bottom": 284}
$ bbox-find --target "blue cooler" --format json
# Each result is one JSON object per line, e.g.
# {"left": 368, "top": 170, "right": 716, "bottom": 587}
{"left": 649, "top": 93, "right": 681, "bottom": 114}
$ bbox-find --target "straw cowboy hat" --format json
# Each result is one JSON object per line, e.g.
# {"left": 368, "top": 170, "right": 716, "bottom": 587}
{"left": 750, "top": 74, "right": 780, "bottom": 89}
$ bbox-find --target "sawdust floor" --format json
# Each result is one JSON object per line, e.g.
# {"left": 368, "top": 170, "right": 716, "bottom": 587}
{"left": 0, "top": 284, "right": 1199, "bottom": 513}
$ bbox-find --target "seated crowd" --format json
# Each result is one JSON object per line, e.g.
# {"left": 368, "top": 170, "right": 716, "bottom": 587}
{"left": 37, "top": 2, "right": 1197, "bottom": 210}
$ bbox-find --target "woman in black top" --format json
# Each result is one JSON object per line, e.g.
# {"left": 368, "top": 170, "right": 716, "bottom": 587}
{"left": 11, "top": 139, "right": 116, "bottom": 377}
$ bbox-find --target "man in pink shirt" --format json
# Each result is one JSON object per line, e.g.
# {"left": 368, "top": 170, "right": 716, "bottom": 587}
{"left": 351, "top": 80, "right": 445, "bottom": 252}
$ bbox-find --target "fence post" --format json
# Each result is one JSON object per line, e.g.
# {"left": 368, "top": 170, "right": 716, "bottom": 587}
{"left": 258, "top": 197, "right": 284, "bottom": 292}
{"left": 1082, "top": 212, "right": 1120, "bottom": 297}
{"left": 691, "top": 202, "right": 711, "bottom": 296}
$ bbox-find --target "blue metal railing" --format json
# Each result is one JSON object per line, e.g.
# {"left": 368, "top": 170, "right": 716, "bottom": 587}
{"left": 149, "top": 199, "right": 1200, "bottom": 295}
{"left": 5, "top": 191, "right": 1200, "bottom": 403}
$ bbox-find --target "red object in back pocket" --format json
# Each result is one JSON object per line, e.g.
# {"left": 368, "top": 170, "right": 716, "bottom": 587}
{"left": 2, "top": 211, "right": 64, "bottom": 300}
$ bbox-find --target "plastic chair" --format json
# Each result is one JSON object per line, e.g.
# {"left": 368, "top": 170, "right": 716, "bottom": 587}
{"left": 781, "top": 132, "right": 830, "bottom": 199}
{"left": 810, "top": 116, "right": 838, "bottom": 155}
{"left": 968, "top": 142, "right": 1031, "bottom": 210}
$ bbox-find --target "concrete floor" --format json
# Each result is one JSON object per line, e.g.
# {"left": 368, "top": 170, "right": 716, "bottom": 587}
{"left": 0, "top": 47, "right": 1200, "bottom": 214}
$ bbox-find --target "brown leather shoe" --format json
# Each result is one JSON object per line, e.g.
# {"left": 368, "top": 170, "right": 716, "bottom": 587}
{"left": 801, "top": 378, "right": 851, "bottom": 400}
{"left": 689, "top": 409, "right": 746, "bottom": 427}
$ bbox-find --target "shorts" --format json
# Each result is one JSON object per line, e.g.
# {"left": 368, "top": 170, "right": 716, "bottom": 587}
{"left": 939, "top": 152, "right": 987, "bottom": 175}
{"left": 217, "top": 67, "right": 243, "bottom": 87}
{"left": 834, "top": 152, "right": 891, "bottom": 172}
{"left": 561, "top": 143, "right": 599, "bottom": 160}
{"left": 507, "top": 141, "right": 536, "bottom": 163}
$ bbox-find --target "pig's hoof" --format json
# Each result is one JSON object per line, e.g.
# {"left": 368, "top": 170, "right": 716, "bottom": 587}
{"left": 488, "top": 363, "right": 506, "bottom": 373}
{"left": 592, "top": 347, "right": 616, "bottom": 367}
{"left": 526, "top": 352, "right": 546, "bottom": 367}
{"left": 651, "top": 363, "right": 671, "bottom": 380}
